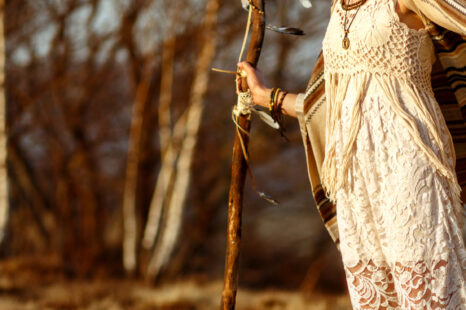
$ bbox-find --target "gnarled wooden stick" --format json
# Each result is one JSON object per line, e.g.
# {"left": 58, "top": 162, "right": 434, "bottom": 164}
{"left": 221, "top": 1, "right": 265, "bottom": 309}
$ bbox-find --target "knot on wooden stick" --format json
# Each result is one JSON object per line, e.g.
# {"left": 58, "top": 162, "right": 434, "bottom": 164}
{"left": 234, "top": 89, "right": 255, "bottom": 116}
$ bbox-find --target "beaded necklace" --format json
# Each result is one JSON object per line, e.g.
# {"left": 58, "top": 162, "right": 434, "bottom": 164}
{"left": 341, "top": 0, "right": 367, "bottom": 49}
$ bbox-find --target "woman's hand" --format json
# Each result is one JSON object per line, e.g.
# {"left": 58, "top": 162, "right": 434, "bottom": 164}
{"left": 237, "top": 61, "right": 271, "bottom": 108}
{"left": 237, "top": 61, "right": 298, "bottom": 118}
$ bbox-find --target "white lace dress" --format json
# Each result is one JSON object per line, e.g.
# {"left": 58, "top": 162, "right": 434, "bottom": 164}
{"left": 321, "top": 0, "right": 466, "bottom": 308}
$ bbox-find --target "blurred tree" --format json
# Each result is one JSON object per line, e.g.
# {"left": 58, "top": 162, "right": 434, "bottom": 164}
{"left": 0, "top": 0, "right": 7, "bottom": 244}
{"left": 2, "top": 0, "right": 344, "bottom": 293}
{"left": 121, "top": 0, "right": 156, "bottom": 275}
{"left": 144, "top": 0, "right": 219, "bottom": 280}
{"left": 141, "top": 3, "right": 180, "bottom": 272}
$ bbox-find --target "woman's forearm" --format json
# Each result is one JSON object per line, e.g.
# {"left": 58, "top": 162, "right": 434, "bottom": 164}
{"left": 255, "top": 87, "right": 298, "bottom": 118}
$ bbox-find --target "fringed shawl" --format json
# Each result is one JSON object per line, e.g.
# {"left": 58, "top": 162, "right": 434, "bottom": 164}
{"left": 295, "top": 0, "right": 466, "bottom": 246}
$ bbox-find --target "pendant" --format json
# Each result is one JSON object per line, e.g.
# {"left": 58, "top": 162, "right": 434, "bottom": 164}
{"left": 342, "top": 35, "right": 350, "bottom": 49}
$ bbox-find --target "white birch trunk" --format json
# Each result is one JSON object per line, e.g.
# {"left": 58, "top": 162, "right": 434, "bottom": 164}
{"left": 142, "top": 33, "right": 178, "bottom": 250}
{"left": 141, "top": 112, "right": 187, "bottom": 249}
{"left": 0, "top": 0, "right": 9, "bottom": 243}
{"left": 122, "top": 59, "right": 154, "bottom": 273}
{"left": 146, "top": 0, "right": 219, "bottom": 278}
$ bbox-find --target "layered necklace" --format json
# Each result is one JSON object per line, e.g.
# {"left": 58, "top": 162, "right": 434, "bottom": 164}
{"left": 341, "top": 0, "right": 367, "bottom": 49}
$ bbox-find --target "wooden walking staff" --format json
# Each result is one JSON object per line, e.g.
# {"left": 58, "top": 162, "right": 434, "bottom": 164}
{"left": 220, "top": 0, "right": 265, "bottom": 309}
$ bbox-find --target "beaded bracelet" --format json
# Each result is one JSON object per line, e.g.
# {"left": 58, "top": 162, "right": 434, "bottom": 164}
{"left": 267, "top": 88, "right": 288, "bottom": 140}
{"left": 276, "top": 91, "right": 288, "bottom": 139}
{"left": 269, "top": 88, "right": 281, "bottom": 115}
{"left": 277, "top": 91, "right": 287, "bottom": 116}
{"left": 272, "top": 91, "right": 281, "bottom": 124}
{"left": 269, "top": 88, "right": 281, "bottom": 120}
{"left": 269, "top": 88, "right": 276, "bottom": 112}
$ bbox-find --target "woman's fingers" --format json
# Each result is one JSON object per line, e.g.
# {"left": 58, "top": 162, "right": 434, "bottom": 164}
{"left": 237, "top": 61, "right": 253, "bottom": 74}
{"left": 236, "top": 62, "right": 269, "bottom": 108}
{"left": 237, "top": 61, "right": 258, "bottom": 81}
{"left": 237, "top": 61, "right": 263, "bottom": 90}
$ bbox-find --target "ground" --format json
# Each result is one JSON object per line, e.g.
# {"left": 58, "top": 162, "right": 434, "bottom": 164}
{"left": 0, "top": 256, "right": 352, "bottom": 310}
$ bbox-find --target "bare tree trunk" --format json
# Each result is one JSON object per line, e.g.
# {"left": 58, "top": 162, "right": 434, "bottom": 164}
{"left": 145, "top": 0, "right": 219, "bottom": 279}
{"left": 67, "top": 146, "right": 100, "bottom": 276}
{"left": 0, "top": 0, "right": 8, "bottom": 244}
{"left": 141, "top": 29, "right": 177, "bottom": 251}
{"left": 141, "top": 112, "right": 187, "bottom": 250}
{"left": 158, "top": 38, "right": 176, "bottom": 156}
{"left": 122, "top": 58, "right": 155, "bottom": 274}
{"left": 8, "top": 144, "right": 54, "bottom": 247}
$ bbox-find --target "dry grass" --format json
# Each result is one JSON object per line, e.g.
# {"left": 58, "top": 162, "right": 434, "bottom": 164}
{"left": 0, "top": 256, "right": 352, "bottom": 310}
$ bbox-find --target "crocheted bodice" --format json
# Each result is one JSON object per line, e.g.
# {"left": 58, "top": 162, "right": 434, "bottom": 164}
{"left": 323, "top": 0, "right": 435, "bottom": 89}
{"left": 319, "top": 0, "right": 460, "bottom": 205}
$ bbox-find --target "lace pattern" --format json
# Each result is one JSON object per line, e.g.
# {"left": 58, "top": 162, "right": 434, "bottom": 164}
{"left": 344, "top": 260, "right": 466, "bottom": 309}
{"left": 321, "top": 0, "right": 466, "bottom": 308}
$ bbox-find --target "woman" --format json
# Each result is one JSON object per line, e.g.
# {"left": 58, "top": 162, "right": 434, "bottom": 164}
{"left": 238, "top": 0, "right": 466, "bottom": 308}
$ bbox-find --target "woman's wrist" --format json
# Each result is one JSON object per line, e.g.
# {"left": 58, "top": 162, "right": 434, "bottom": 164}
{"left": 254, "top": 86, "right": 298, "bottom": 118}
{"left": 256, "top": 87, "right": 272, "bottom": 108}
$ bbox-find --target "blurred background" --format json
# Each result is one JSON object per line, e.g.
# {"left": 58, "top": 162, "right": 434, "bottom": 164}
{"left": 0, "top": 0, "right": 352, "bottom": 308}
